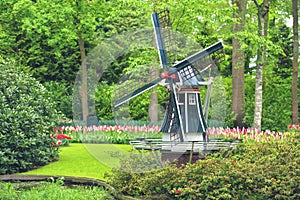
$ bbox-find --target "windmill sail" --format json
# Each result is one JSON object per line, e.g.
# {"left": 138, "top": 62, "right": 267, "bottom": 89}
{"left": 173, "top": 42, "right": 223, "bottom": 74}
{"left": 113, "top": 66, "right": 162, "bottom": 107}
{"left": 113, "top": 11, "right": 174, "bottom": 108}
{"left": 151, "top": 12, "right": 169, "bottom": 69}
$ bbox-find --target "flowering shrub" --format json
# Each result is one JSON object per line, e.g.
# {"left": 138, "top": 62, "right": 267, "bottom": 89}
{"left": 106, "top": 129, "right": 300, "bottom": 199}
{"left": 0, "top": 61, "right": 61, "bottom": 175}
{"left": 54, "top": 134, "right": 72, "bottom": 147}
{"left": 53, "top": 126, "right": 78, "bottom": 147}
{"left": 55, "top": 134, "right": 72, "bottom": 140}
{"left": 53, "top": 125, "right": 162, "bottom": 144}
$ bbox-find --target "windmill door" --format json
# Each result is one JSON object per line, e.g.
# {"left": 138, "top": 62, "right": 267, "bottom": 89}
{"left": 178, "top": 91, "right": 206, "bottom": 134}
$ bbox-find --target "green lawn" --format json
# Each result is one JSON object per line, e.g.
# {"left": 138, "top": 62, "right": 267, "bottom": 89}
{"left": 0, "top": 182, "right": 114, "bottom": 200}
{"left": 22, "top": 143, "right": 132, "bottom": 180}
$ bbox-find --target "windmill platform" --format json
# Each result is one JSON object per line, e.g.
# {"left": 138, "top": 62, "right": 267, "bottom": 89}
{"left": 129, "top": 139, "right": 240, "bottom": 164}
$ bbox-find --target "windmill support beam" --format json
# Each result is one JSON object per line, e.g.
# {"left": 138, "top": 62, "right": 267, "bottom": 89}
{"left": 171, "top": 84, "right": 185, "bottom": 141}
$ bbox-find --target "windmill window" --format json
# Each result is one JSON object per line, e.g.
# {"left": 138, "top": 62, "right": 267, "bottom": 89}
{"left": 188, "top": 94, "right": 196, "bottom": 105}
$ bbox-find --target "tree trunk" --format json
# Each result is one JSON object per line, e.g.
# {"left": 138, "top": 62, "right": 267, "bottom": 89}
{"left": 292, "top": 0, "right": 299, "bottom": 125}
{"left": 148, "top": 32, "right": 160, "bottom": 123}
{"left": 253, "top": 0, "right": 269, "bottom": 130}
{"left": 78, "top": 31, "right": 88, "bottom": 122}
{"left": 148, "top": 89, "right": 159, "bottom": 122}
{"left": 231, "top": 0, "right": 247, "bottom": 127}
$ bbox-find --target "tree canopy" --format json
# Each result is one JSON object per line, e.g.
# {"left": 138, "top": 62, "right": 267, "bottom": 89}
{"left": 0, "top": 0, "right": 298, "bottom": 131}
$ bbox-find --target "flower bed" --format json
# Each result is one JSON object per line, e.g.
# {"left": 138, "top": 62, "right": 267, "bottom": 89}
{"left": 52, "top": 124, "right": 290, "bottom": 146}
{"left": 207, "top": 127, "right": 284, "bottom": 142}
{"left": 53, "top": 125, "right": 162, "bottom": 145}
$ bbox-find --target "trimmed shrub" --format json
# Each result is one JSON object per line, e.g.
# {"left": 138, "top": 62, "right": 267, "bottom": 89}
{"left": 0, "top": 61, "right": 61, "bottom": 174}
{"left": 106, "top": 133, "right": 300, "bottom": 199}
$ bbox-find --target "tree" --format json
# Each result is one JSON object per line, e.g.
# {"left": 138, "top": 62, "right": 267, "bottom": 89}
{"left": 292, "top": 0, "right": 299, "bottom": 124}
{"left": 231, "top": 0, "right": 248, "bottom": 127}
{"left": 0, "top": 0, "right": 81, "bottom": 85}
{"left": 253, "top": 0, "right": 270, "bottom": 130}
{"left": 75, "top": 0, "right": 91, "bottom": 122}
{"left": 0, "top": 0, "right": 108, "bottom": 121}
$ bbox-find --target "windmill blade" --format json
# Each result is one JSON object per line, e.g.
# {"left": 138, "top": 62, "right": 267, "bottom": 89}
{"left": 161, "top": 41, "right": 223, "bottom": 85}
{"left": 173, "top": 41, "right": 223, "bottom": 72}
{"left": 151, "top": 12, "right": 170, "bottom": 69}
{"left": 113, "top": 11, "right": 173, "bottom": 108}
{"left": 113, "top": 66, "right": 162, "bottom": 108}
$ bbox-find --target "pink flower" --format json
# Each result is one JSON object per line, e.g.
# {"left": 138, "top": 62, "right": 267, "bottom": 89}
{"left": 55, "top": 134, "right": 72, "bottom": 140}
{"left": 113, "top": 126, "right": 119, "bottom": 131}
{"left": 176, "top": 189, "right": 181, "bottom": 195}
{"left": 56, "top": 140, "right": 62, "bottom": 147}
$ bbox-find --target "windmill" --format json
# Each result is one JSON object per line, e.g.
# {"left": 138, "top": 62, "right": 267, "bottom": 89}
{"left": 113, "top": 10, "right": 224, "bottom": 154}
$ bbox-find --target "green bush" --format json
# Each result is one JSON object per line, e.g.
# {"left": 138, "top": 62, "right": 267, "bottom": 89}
{"left": 0, "top": 61, "right": 61, "bottom": 174}
{"left": 106, "top": 133, "right": 300, "bottom": 199}
{"left": 43, "top": 81, "right": 72, "bottom": 119}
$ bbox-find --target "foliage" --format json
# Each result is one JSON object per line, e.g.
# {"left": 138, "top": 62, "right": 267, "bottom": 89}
{"left": 221, "top": 77, "right": 237, "bottom": 127}
{"left": 106, "top": 132, "right": 300, "bottom": 199}
{"left": 0, "top": 61, "right": 61, "bottom": 175}
{"left": 94, "top": 82, "right": 114, "bottom": 120}
{"left": 0, "top": 0, "right": 81, "bottom": 85}
{"left": 217, "top": 75, "right": 292, "bottom": 131}
{"left": 0, "top": 181, "right": 113, "bottom": 200}
{"left": 0, "top": 0, "right": 151, "bottom": 86}
{"left": 43, "top": 81, "right": 73, "bottom": 119}
{"left": 0, "top": 0, "right": 296, "bottom": 130}
{"left": 243, "top": 74, "right": 292, "bottom": 131}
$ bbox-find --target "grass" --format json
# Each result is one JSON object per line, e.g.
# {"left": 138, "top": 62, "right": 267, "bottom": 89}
{"left": 0, "top": 181, "right": 114, "bottom": 200}
{"left": 22, "top": 143, "right": 132, "bottom": 180}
